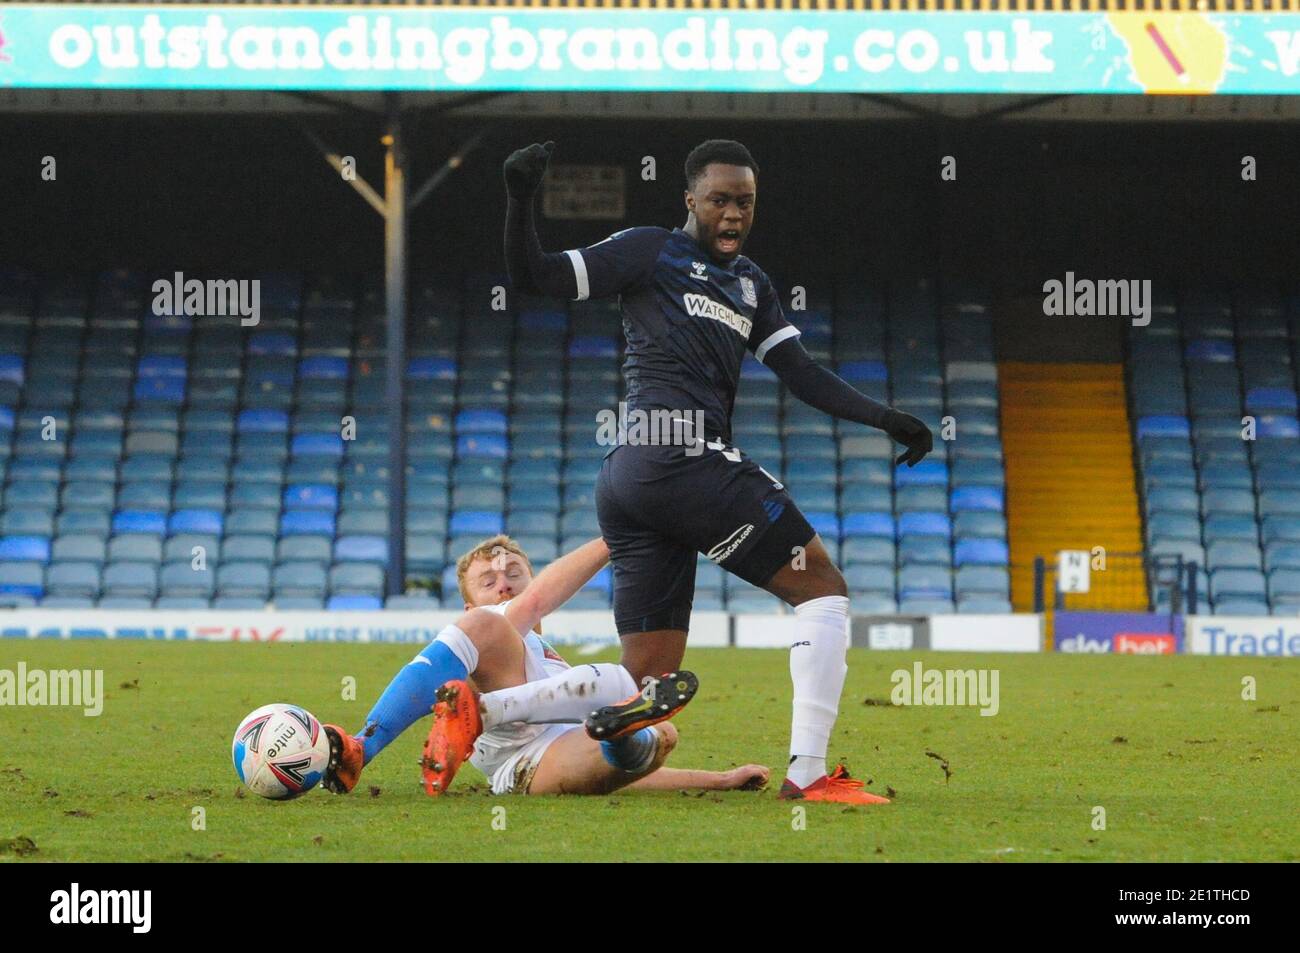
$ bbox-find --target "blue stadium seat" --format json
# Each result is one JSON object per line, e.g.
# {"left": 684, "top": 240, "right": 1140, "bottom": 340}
{"left": 1205, "top": 541, "right": 1262, "bottom": 571}
{"left": 1257, "top": 416, "right": 1300, "bottom": 439}
{"left": 447, "top": 510, "right": 502, "bottom": 536}
{"left": 954, "top": 538, "right": 1009, "bottom": 566}
{"left": 1137, "top": 415, "right": 1190, "bottom": 438}
{"left": 238, "top": 409, "right": 289, "bottom": 433}
{"left": 894, "top": 459, "right": 947, "bottom": 487}
{"left": 292, "top": 433, "right": 345, "bottom": 458}
{"left": 1209, "top": 569, "right": 1267, "bottom": 600}
{"left": 1200, "top": 488, "right": 1256, "bottom": 516}
{"left": 112, "top": 510, "right": 167, "bottom": 536}
{"left": 276, "top": 535, "right": 332, "bottom": 564}
{"left": 45, "top": 562, "right": 100, "bottom": 597}
{"left": 330, "top": 563, "right": 384, "bottom": 595}
{"left": 843, "top": 564, "right": 893, "bottom": 594}
{"left": 217, "top": 562, "right": 272, "bottom": 598}
{"left": 1264, "top": 543, "right": 1300, "bottom": 572}
{"left": 248, "top": 331, "right": 296, "bottom": 356}
{"left": 896, "top": 528, "right": 951, "bottom": 564}
{"left": 1259, "top": 489, "right": 1300, "bottom": 517}
{"left": 280, "top": 511, "right": 335, "bottom": 536}
{"left": 955, "top": 565, "right": 1009, "bottom": 596}
{"left": 407, "top": 357, "right": 457, "bottom": 381}
{"left": 0, "top": 562, "right": 43, "bottom": 598}
{"left": 328, "top": 594, "right": 383, "bottom": 610}
{"left": 274, "top": 561, "right": 328, "bottom": 597}
{"left": 1146, "top": 487, "right": 1198, "bottom": 514}
{"left": 102, "top": 561, "right": 158, "bottom": 598}
{"left": 951, "top": 485, "right": 1003, "bottom": 512}
{"left": 169, "top": 509, "right": 223, "bottom": 536}
{"left": 897, "top": 512, "right": 950, "bottom": 538}
{"left": 898, "top": 563, "right": 952, "bottom": 597}
{"left": 229, "top": 483, "right": 281, "bottom": 509}
{"left": 458, "top": 434, "right": 509, "bottom": 459}
{"left": 300, "top": 356, "right": 349, "bottom": 380}
{"left": 284, "top": 484, "right": 339, "bottom": 510}
{"left": 160, "top": 563, "right": 215, "bottom": 597}
{"left": 0, "top": 535, "right": 50, "bottom": 561}
{"left": 956, "top": 597, "right": 1012, "bottom": 613}
{"left": 1245, "top": 387, "right": 1298, "bottom": 414}
{"left": 1185, "top": 339, "right": 1235, "bottom": 363}
{"left": 335, "top": 535, "right": 388, "bottom": 563}
{"left": 954, "top": 512, "right": 1006, "bottom": 538}
{"left": 805, "top": 511, "right": 840, "bottom": 539}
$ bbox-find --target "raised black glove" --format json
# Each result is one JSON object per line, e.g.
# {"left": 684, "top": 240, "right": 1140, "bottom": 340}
{"left": 887, "top": 410, "right": 933, "bottom": 467}
{"left": 503, "top": 141, "right": 555, "bottom": 200}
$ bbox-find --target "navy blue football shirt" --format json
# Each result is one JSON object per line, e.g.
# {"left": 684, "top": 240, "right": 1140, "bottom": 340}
{"left": 562, "top": 225, "right": 800, "bottom": 443}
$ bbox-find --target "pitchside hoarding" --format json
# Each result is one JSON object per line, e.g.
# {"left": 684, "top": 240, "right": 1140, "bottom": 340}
{"left": 0, "top": 5, "right": 1297, "bottom": 94}
{"left": 1054, "top": 611, "right": 1183, "bottom": 653}
{"left": 1189, "top": 616, "right": 1300, "bottom": 657}
{"left": 0, "top": 609, "right": 738, "bottom": 648}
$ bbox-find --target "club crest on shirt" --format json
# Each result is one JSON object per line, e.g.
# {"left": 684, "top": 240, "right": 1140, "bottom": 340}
{"left": 740, "top": 275, "right": 757, "bottom": 307}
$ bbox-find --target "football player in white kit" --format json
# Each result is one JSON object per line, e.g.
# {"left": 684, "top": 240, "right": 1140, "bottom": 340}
{"left": 322, "top": 534, "right": 769, "bottom": 797}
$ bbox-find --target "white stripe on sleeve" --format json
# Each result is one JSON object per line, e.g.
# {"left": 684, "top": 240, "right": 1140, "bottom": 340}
{"left": 565, "top": 249, "right": 590, "bottom": 301}
{"left": 753, "top": 326, "right": 801, "bottom": 363}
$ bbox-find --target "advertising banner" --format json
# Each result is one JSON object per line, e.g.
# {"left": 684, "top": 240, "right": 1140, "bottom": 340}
{"left": 1, "top": 7, "right": 1297, "bottom": 94}
{"left": 928, "top": 614, "right": 1041, "bottom": 653}
{"left": 1188, "top": 616, "right": 1300, "bottom": 657}
{"left": 1054, "top": 611, "right": 1183, "bottom": 653}
{"left": 0, "top": 608, "right": 722, "bottom": 650}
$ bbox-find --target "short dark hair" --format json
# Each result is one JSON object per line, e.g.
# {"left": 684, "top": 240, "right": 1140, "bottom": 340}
{"left": 684, "top": 140, "right": 759, "bottom": 192}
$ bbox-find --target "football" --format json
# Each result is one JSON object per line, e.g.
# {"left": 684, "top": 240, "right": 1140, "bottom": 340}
{"left": 231, "top": 704, "right": 330, "bottom": 801}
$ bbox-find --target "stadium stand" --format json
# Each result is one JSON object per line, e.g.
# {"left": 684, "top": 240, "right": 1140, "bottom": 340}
{"left": 0, "top": 268, "right": 1014, "bottom": 610}
{"left": 1129, "top": 290, "right": 1300, "bottom": 615}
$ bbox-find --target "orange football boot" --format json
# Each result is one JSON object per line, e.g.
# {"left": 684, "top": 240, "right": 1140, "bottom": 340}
{"left": 421, "top": 680, "right": 484, "bottom": 796}
{"left": 321, "top": 725, "right": 365, "bottom": 794}
{"left": 777, "top": 764, "right": 891, "bottom": 804}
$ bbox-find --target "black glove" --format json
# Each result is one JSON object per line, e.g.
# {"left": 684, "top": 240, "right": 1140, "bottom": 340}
{"left": 886, "top": 410, "right": 933, "bottom": 467}
{"left": 503, "top": 141, "right": 555, "bottom": 200}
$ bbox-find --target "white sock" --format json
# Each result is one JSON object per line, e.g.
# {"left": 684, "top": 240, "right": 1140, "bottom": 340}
{"left": 433, "top": 624, "right": 479, "bottom": 673}
{"left": 480, "top": 663, "right": 638, "bottom": 729}
{"left": 786, "top": 594, "right": 850, "bottom": 788}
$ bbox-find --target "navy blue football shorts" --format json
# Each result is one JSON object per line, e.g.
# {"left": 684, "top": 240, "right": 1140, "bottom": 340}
{"left": 595, "top": 438, "right": 817, "bottom": 635}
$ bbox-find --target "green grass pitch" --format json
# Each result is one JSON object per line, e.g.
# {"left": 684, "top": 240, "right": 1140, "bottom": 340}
{"left": 1, "top": 641, "right": 1296, "bottom": 862}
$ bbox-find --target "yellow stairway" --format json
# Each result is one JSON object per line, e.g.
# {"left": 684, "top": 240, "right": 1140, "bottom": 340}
{"left": 998, "top": 363, "right": 1145, "bottom": 612}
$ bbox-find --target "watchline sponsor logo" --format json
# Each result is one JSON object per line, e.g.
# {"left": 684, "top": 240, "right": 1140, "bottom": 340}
{"left": 683, "top": 292, "right": 753, "bottom": 338}
{"left": 890, "top": 661, "right": 999, "bottom": 716}
{"left": 595, "top": 402, "right": 706, "bottom": 455}
{"left": 50, "top": 883, "right": 151, "bottom": 933}
{"left": 151, "top": 270, "right": 260, "bottom": 326}
{"left": 0, "top": 662, "right": 103, "bottom": 716}
{"left": 1042, "top": 272, "right": 1152, "bottom": 327}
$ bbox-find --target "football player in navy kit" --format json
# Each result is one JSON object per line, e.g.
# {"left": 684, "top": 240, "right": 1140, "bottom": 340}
{"left": 502, "top": 139, "right": 932, "bottom": 803}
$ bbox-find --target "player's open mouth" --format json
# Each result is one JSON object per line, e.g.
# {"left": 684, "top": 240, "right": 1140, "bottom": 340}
{"left": 716, "top": 230, "right": 741, "bottom": 253}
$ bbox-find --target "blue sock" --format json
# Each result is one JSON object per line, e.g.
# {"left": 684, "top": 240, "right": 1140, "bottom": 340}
{"left": 599, "top": 728, "right": 660, "bottom": 773}
{"left": 357, "top": 642, "right": 468, "bottom": 765}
